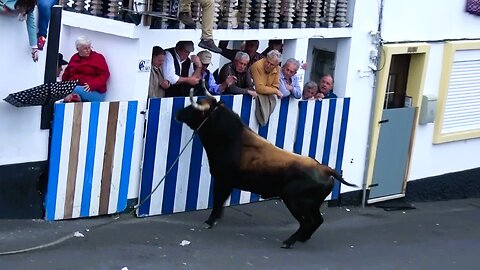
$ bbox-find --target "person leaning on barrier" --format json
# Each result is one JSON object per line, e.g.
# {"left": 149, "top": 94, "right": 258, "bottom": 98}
{"left": 148, "top": 46, "right": 168, "bottom": 98}
{"left": 0, "top": 0, "right": 38, "bottom": 62}
{"left": 177, "top": 0, "right": 222, "bottom": 54}
{"left": 217, "top": 51, "right": 256, "bottom": 98}
{"left": 250, "top": 50, "right": 282, "bottom": 99}
{"left": 279, "top": 58, "right": 302, "bottom": 99}
{"left": 62, "top": 36, "right": 110, "bottom": 102}
{"left": 193, "top": 50, "right": 228, "bottom": 95}
{"left": 316, "top": 74, "right": 337, "bottom": 99}
{"left": 302, "top": 81, "right": 318, "bottom": 100}
{"left": 250, "top": 50, "right": 282, "bottom": 126}
{"left": 163, "top": 41, "right": 202, "bottom": 97}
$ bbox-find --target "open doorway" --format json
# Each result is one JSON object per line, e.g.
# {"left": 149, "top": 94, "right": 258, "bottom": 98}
{"left": 366, "top": 43, "right": 430, "bottom": 204}
{"left": 310, "top": 49, "right": 335, "bottom": 83}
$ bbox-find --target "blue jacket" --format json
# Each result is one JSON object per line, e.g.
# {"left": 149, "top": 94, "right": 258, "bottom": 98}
{"left": 1, "top": 0, "right": 36, "bottom": 47}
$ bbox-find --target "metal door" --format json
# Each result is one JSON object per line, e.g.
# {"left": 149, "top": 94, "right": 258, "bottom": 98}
{"left": 368, "top": 107, "right": 416, "bottom": 201}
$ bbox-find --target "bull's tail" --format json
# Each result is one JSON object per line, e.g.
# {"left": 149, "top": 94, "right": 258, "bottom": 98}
{"left": 322, "top": 164, "right": 358, "bottom": 188}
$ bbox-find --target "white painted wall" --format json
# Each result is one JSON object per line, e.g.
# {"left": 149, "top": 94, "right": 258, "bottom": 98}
{"left": 336, "top": 0, "right": 380, "bottom": 191}
{"left": 3, "top": 0, "right": 478, "bottom": 199}
{"left": 381, "top": 0, "right": 480, "bottom": 180}
{"left": 408, "top": 43, "right": 480, "bottom": 180}
{"left": 382, "top": 0, "right": 480, "bottom": 42}
{"left": 0, "top": 16, "right": 48, "bottom": 166}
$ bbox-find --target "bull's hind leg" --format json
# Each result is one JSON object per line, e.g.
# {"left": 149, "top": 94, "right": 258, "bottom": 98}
{"left": 281, "top": 197, "right": 310, "bottom": 249}
{"left": 205, "top": 181, "right": 232, "bottom": 228}
{"left": 298, "top": 207, "right": 324, "bottom": 242}
{"left": 298, "top": 189, "right": 329, "bottom": 242}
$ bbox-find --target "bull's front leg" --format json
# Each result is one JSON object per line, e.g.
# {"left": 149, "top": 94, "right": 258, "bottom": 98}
{"left": 205, "top": 180, "right": 232, "bottom": 228}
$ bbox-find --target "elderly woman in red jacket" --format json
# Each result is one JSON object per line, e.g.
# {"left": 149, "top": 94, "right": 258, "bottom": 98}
{"left": 62, "top": 36, "right": 110, "bottom": 102}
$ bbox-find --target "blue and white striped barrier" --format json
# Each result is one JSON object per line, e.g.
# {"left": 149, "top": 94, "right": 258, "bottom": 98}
{"left": 45, "top": 101, "right": 139, "bottom": 221}
{"left": 137, "top": 96, "right": 350, "bottom": 217}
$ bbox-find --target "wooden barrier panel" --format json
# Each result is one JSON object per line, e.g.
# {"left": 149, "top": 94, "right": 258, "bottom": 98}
{"left": 137, "top": 96, "right": 350, "bottom": 217}
{"left": 44, "top": 96, "right": 350, "bottom": 220}
{"left": 45, "top": 101, "right": 139, "bottom": 221}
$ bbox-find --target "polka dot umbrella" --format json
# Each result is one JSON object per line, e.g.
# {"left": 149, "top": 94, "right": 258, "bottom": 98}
{"left": 3, "top": 80, "right": 79, "bottom": 107}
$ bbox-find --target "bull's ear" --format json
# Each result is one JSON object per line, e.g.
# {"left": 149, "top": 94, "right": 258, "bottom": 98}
{"left": 218, "top": 100, "right": 225, "bottom": 106}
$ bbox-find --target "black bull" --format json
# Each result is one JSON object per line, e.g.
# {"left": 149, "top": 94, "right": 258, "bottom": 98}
{"left": 175, "top": 96, "right": 357, "bottom": 248}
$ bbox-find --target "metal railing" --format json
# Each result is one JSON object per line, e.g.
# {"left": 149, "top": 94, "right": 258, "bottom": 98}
{"left": 59, "top": 0, "right": 350, "bottom": 29}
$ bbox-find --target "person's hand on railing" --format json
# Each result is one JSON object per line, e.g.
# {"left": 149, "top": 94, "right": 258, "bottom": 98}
{"left": 225, "top": 75, "right": 236, "bottom": 87}
{"left": 247, "top": 89, "right": 257, "bottom": 98}
{"left": 275, "top": 89, "right": 284, "bottom": 99}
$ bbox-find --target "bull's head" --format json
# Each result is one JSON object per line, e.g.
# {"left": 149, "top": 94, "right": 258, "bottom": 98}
{"left": 175, "top": 85, "right": 218, "bottom": 130}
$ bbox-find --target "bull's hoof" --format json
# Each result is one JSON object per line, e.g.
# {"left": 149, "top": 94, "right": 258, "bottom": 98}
{"left": 204, "top": 220, "right": 217, "bottom": 229}
{"left": 281, "top": 242, "right": 294, "bottom": 249}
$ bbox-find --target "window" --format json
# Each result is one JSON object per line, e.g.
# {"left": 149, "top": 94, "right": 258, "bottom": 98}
{"left": 433, "top": 41, "right": 480, "bottom": 144}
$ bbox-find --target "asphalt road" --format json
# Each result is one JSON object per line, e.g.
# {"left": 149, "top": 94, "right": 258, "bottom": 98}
{"left": 1, "top": 198, "right": 479, "bottom": 270}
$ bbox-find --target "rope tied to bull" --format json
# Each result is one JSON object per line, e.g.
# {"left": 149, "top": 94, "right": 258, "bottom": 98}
{"left": 0, "top": 84, "right": 216, "bottom": 256}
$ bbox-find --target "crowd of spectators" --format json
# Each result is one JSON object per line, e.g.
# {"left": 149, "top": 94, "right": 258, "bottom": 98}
{"left": 147, "top": 39, "right": 338, "bottom": 125}
{"left": 148, "top": 39, "right": 336, "bottom": 101}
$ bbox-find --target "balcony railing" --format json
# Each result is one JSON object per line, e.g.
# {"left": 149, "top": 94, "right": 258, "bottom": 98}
{"left": 59, "top": 0, "right": 350, "bottom": 29}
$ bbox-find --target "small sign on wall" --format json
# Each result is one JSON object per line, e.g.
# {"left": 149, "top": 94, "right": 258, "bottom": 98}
{"left": 138, "top": 59, "right": 151, "bottom": 72}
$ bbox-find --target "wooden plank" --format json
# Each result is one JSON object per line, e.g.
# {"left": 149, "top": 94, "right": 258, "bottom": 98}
{"left": 63, "top": 103, "right": 83, "bottom": 219}
{"left": 99, "top": 102, "right": 119, "bottom": 215}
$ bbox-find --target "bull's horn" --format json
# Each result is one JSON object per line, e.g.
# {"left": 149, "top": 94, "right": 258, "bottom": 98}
{"left": 201, "top": 80, "right": 213, "bottom": 98}
{"left": 189, "top": 88, "right": 210, "bottom": 111}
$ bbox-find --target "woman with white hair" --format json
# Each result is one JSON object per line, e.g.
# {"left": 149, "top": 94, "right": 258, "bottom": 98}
{"left": 302, "top": 81, "right": 318, "bottom": 100}
{"left": 62, "top": 36, "right": 110, "bottom": 102}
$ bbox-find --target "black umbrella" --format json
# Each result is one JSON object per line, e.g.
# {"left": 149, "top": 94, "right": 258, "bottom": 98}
{"left": 3, "top": 80, "right": 78, "bottom": 107}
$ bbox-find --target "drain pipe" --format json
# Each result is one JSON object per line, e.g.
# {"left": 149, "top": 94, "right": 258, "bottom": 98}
{"left": 361, "top": 0, "right": 384, "bottom": 208}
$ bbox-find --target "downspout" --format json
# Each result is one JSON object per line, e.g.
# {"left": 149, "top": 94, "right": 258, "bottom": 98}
{"left": 361, "top": 0, "right": 384, "bottom": 208}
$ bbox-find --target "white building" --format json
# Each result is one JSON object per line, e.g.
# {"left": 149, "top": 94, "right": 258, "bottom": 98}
{"left": 0, "top": 0, "right": 479, "bottom": 218}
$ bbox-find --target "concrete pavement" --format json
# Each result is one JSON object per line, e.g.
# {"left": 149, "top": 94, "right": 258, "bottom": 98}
{"left": 1, "top": 198, "right": 479, "bottom": 269}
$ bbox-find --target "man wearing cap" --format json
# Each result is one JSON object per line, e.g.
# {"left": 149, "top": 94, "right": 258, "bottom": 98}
{"left": 178, "top": 0, "right": 222, "bottom": 54}
{"left": 163, "top": 41, "right": 202, "bottom": 97}
{"left": 193, "top": 50, "right": 230, "bottom": 95}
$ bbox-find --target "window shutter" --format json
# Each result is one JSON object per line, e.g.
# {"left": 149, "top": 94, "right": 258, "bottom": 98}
{"left": 441, "top": 50, "right": 480, "bottom": 134}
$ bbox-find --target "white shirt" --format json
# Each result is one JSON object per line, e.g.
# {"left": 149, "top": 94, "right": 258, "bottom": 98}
{"left": 163, "top": 49, "right": 195, "bottom": 85}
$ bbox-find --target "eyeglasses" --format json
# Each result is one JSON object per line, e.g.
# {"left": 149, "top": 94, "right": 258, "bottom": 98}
{"left": 284, "top": 67, "right": 297, "bottom": 75}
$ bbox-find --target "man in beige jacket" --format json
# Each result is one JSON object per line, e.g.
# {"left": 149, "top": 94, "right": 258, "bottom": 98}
{"left": 148, "top": 46, "right": 169, "bottom": 98}
{"left": 250, "top": 49, "right": 283, "bottom": 126}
